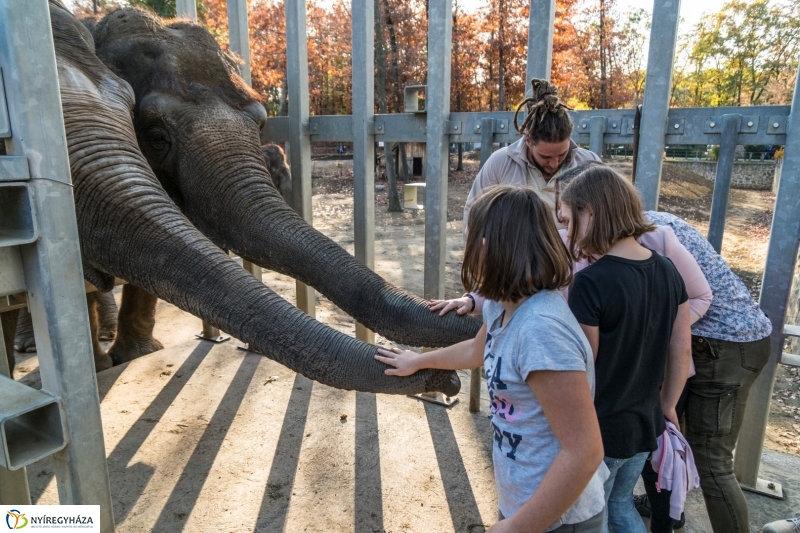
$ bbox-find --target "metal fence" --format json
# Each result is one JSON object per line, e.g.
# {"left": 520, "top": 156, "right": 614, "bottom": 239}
{"left": 0, "top": 0, "right": 797, "bottom": 521}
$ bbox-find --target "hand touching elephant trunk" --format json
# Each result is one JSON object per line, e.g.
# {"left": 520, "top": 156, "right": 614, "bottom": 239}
{"left": 48, "top": 1, "right": 461, "bottom": 395}
{"left": 91, "top": 9, "right": 482, "bottom": 348}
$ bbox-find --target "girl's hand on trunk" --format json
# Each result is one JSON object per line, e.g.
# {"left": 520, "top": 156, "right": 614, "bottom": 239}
{"left": 375, "top": 347, "right": 423, "bottom": 376}
{"left": 429, "top": 297, "right": 473, "bottom": 316}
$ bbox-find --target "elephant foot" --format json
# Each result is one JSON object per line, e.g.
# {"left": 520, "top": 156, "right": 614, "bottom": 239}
{"left": 108, "top": 336, "right": 164, "bottom": 366}
{"left": 14, "top": 309, "right": 37, "bottom": 353}
{"left": 98, "top": 327, "right": 117, "bottom": 342}
{"left": 94, "top": 352, "right": 114, "bottom": 372}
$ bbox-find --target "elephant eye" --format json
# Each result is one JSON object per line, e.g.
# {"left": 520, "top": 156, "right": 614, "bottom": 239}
{"left": 147, "top": 127, "right": 170, "bottom": 151}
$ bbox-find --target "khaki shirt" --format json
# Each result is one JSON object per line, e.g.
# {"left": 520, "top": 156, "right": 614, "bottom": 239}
{"left": 463, "top": 137, "right": 601, "bottom": 239}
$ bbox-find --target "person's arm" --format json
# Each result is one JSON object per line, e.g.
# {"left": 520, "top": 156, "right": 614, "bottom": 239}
{"left": 489, "top": 370, "right": 604, "bottom": 533}
{"left": 578, "top": 325, "right": 599, "bottom": 361}
{"left": 660, "top": 226, "right": 712, "bottom": 323}
{"left": 661, "top": 301, "right": 692, "bottom": 429}
{"left": 375, "top": 323, "right": 486, "bottom": 375}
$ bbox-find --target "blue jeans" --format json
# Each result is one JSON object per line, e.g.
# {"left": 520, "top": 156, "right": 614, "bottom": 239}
{"left": 603, "top": 452, "right": 648, "bottom": 533}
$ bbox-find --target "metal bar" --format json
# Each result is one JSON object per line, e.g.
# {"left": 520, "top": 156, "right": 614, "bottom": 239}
{"left": 0, "top": 1, "right": 114, "bottom": 529}
{"left": 734, "top": 63, "right": 800, "bottom": 489}
{"left": 479, "top": 118, "right": 495, "bottom": 169}
{"left": 285, "top": 0, "right": 315, "bottom": 317}
{"left": 526, "top": 0, "right": 556, "bottom": 83}
{"left": 706, "top": 114, "right": 741, "bottom": 253}
{"left": 423, "top": 0, "right": 453, "bottom": 301}
{"left": 633, "top": 0, "right": 682, "bottom": 210}
{"left": 226, "top": 0, "right": 251, "bottom": 86}
{"left": 589, "top": 116, "right": 606, "bottom": 158}
{"left": 175, "top": 0, "right": 197, "bottom": 20}
{"left": 469, "top": 367, "right": 481, "bottom": 413}
{"left": 0, "top": 318, "right": 31, "bottom": 505}
{"left": 261, "top": 107, "right": 791, "bottom": 146}
{"left": 351, "top": 0, "right": 375, "bottom": 343}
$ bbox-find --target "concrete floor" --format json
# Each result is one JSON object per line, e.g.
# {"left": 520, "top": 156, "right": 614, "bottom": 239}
{"left": 21, "top": 334, "right": 800, "bottom": 533}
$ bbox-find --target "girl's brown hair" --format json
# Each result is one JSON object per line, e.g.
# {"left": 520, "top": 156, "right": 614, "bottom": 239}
{"left": 462, "top": 186, "right": 573, "bottom": 302}
{"left": 559, "top": 166, "right": 655, "bottom": 261}
{"left": 512, "top": 78, "right": 573, "bottom": 144}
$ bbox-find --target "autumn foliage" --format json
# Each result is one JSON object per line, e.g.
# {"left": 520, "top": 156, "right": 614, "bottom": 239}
{"left": 72, "top": 0, "right": 796, "bottom": 114}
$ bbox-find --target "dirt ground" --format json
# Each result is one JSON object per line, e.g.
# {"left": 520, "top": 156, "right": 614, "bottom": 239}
{"left": 10, "top": 153, "right": 800, "bottom": 532}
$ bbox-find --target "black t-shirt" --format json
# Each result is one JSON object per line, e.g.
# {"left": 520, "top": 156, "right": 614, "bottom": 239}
{"left": 568, "top": 250, "right": 688, "bottom": 459}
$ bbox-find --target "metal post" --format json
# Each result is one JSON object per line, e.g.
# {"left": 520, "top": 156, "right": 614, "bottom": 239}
{"left": 352, "top": 0, "right": 375, "bottom": 343}
{"left": 479, "top": 117, "right": 495, "bottom": 170}
{"left": 589, "top": 116, "right": 606, "bottom": 158}
{"left": 175, "top": 0, "right": 197, "bottom": 20}
{"left": 706, "top": 114, "right": 741, "bottom": 253}
{"left": 286, "top": 0, "right": 315, "bottom": 317}
{"left": 0, "top": 320, "right": 31, "bottom": 506}
{"left": 423, "top": 0, "right": 453, "bottom": 301}
{"left": 526, "top": 0, "right": 556, "bottom": 83}
{"left": 734, "top": 65, "right": 800, "bottom": 498}
{"left": 226, "top": 0, "right": 251, "bottom": 86}
{"left": 0, "top": 0, "right": 114, "bottom": 528}
{"left": 633, "top": 0, "right": 681, "bottom": 210}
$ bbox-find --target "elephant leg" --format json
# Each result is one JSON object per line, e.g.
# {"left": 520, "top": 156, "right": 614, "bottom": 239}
{"left": 108, "top": 284, "right": 163, "bottom": 365}
{"left": 14, "top": 308, "right": 37, "bottom": 353}
{"left": 96, "top": 290, "right": 118, "bottom": 341}
{"left": 87, "top": 293, "right": 113, "bottom": 371}
{"left": 1, "top": 309, "right": 19, "bottom": 375}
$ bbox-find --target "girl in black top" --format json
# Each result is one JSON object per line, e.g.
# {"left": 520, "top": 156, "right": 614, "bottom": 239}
{"left": 558, "top": 167, "right": 692, "bottom": 533}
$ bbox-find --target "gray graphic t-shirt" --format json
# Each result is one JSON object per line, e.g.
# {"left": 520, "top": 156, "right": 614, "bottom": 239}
{"left": 483, "top": 290, "right": 608, "bottom": 529}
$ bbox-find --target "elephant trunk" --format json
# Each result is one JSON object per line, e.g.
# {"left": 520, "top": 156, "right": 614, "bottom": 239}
{"left": 65, "top": 108, "right": 460, "bottom": 396}
{"left": 180, "top": 128, "right": 481, "bottom": 348}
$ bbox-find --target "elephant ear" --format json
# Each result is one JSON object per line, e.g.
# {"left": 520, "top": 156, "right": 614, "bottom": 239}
{"left": 83, "top": 260, "right": 115, "bottom": 292}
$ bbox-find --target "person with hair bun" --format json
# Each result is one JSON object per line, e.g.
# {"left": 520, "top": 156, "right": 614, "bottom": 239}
{"left": 463, "top": 78, "right": 601, "bottom": 239}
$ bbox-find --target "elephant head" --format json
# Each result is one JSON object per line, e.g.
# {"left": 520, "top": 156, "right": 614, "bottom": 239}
{"left": 44, "top": 1, "right": 461, "bottom": 395}
{"left": 90, "top": 9, "right": 481, "bottom": 348}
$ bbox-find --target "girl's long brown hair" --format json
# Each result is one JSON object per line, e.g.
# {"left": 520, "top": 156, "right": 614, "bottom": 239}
{"left": 559, "top": 166, "right": 655, "bottom": 261}
{"left": 462, "top": 186, "right": 573, "bottom": 302}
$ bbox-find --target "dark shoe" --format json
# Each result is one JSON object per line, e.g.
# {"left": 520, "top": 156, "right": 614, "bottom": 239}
{"left": 633, "top": 494, "right": 685, "bottom": 529}
{"left": 634, "top": 493, "right": 651, "bottom": 518}
{"left": 762, "top": 514, "right": 800, "bottom": 533}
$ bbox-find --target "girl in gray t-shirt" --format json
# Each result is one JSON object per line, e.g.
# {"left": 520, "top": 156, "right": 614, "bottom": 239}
{"left": 376, "top": 186, "right": 608, "bottom": 532}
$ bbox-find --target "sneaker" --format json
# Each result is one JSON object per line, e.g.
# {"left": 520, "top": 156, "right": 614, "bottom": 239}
{"left": 762, "top": 514, "right": 800, "bottom": 533}
{"left": 633, "top": 494, "right": 685, "bottom": 529}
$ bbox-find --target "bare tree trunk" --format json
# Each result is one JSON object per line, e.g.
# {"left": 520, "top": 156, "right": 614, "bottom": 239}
{"left": 498, "top": 0, "right": 506, "bottom": 110}
{"left": 383, "top": 0, "right": 410, "bottom": 182}
{"left": 376, "top": 0, "right": 402, "bottom": 211}
{"left": 457, "top": 143, "right": 463, "bottom": 171}
{"left": 600, "top": 0, "right": 607, "bottom": 109}
{"left": 279, "top": 77, "right": 289, "bottom": 117}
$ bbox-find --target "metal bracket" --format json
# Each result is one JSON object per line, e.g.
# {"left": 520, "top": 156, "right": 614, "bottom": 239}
{"left": 372, "top": 121, "right": 385, "bottom": 135}
{"left": 668, "top": 118, "right": 685, "bottom": 134}
{"left": 493, "top": 119, "right": 508, "bottom": 134}
{"left": 0, "top": 69, "right": 10, "bottom": 138}
{"left": 741, "top": 478, "right": 784, "bottom": 500}
{"left": 739, "top": 116, "right": 759, "bottom": 134}
{"left": 767, "top": 116, "right": 787, "bottom": 135}
{"left": 606, "top": 119, "right": 622, "bottom": 134}
{"left": 704, "top": 118, "right": 722, "bottom": 134}
{"left": 309, "top": 121, "right": 319, "bottom": 135}
{"left": 408, "top": 391, "right": 459, "bottom": 407}
{"left": 622, "top": 117, "right": 636, "bottom": 136}
{"left": 578, "top": 119, "right": 591, "bottom": 132}
{"left": 0, "top": 157, "right": 31, "bottom": 182}
{"left": 446, "top": 120, "right": 462, "bottom": 135}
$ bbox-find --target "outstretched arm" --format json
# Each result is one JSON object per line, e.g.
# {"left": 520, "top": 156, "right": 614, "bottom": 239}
{"left": 662, "top": 301, "right": 692, "bottom": 429}
{"left": 375, "top": 323, "right": 486, "bottom": 376}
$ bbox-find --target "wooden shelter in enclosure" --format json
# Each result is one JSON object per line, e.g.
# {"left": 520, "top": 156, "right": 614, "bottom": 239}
{"left": 0, "top": 0, "right": 799, "bottom": 530}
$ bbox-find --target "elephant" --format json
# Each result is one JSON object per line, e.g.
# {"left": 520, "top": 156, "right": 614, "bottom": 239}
{"left": 262, "top": 143, "right": 292, "bottom": 205}
{"left": 2, "top": 1, "right": 478, "bottom": 396}
{"left": 88, "top": 7, "right": 481, "bottom": 368}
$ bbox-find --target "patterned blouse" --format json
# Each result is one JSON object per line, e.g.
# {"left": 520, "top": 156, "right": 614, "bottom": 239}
{"left": 644, "top": 211, "right": 772, "bottom": 342}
